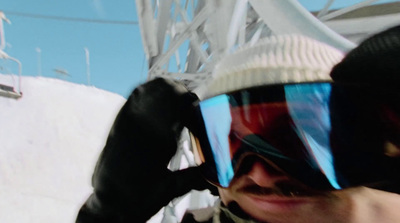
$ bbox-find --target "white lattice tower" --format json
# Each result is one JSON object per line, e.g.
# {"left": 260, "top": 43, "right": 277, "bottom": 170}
{"left": 136, "top": 0, "right": 357, "bottom": 90}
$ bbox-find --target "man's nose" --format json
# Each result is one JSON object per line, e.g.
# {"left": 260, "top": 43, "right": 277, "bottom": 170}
{"left": 246, "top": 158, "right": 290, "bottom": 187}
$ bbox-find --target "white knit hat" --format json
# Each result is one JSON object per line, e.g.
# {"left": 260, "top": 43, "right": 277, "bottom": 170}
{"left": 199, "top": 35, "right": 344, "bottom": 99}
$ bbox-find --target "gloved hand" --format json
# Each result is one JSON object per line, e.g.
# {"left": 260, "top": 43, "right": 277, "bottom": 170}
{"left": 76, "top": 78, "right": 213, "bottom": 223}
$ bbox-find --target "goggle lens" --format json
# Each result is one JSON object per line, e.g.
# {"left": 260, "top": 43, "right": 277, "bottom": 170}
{"left": 190, "top": 83, "right": 400, "bottom": 191}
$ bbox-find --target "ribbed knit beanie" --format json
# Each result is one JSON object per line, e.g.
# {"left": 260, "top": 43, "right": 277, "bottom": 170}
{"left": 200, "top": 35, "right": 344, "bottom": 99}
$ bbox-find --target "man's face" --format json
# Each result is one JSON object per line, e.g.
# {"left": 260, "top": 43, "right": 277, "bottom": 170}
{"left": 218, "top": 156, "right": 355, "bottom": 223}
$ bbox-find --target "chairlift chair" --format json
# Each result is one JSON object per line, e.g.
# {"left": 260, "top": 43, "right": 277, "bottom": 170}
{"left": 0, "top": 50, "right": 22, "bottom": 99}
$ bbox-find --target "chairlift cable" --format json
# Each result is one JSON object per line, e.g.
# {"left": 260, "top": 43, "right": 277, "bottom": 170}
{"left": 0, "top": 10, "right": 138, "bottom": 25}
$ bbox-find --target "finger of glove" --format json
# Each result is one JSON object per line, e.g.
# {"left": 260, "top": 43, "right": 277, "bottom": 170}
{"left": 134, "top": 167, "right": 213, "bottom": 220}
{"left": 170, "top": 166, "right": 217, "bottom": 197}
{"left": 127, "top": 78, "right": 191, "bottom": 133}
{"left": 180, "top": 91, "right": 200, "bottom": 130}
{"left": 109, "top": 78, "right": 191, "bottom": 165}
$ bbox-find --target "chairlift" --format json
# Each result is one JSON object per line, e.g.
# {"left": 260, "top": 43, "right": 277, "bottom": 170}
{"left": 0, "top": 11, "right": 22, "bottom": 99}
{"left": 0, "top": 50, "right": 22, "bottom": 99}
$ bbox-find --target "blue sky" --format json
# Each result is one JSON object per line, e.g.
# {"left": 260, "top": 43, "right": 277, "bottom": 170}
{"left": 0, "top": 0, "right": 396, "bottom": 97}
{"left": 1, "top": 0, "right": 144, "bottom": 97}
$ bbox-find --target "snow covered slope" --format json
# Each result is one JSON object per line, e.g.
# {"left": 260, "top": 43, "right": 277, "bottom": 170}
{"left": 0, "top": 74, "right": 126, "bottom": 223}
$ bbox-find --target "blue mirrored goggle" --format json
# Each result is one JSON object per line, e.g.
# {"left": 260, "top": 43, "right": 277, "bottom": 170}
{"left": 190, "top": 82, "right": 400, "bottom": 192}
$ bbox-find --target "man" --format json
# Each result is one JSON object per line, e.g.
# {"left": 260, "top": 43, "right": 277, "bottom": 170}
{"left": 76, "top": 26, "right": 400, "bottom": 223}
{"left": 185, "top": 28, "right": 400, "bottom": 222}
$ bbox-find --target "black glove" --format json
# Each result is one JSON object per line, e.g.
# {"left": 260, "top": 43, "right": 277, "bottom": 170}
{"left": 76, "top": 78, "right": 212, "bottom": 223}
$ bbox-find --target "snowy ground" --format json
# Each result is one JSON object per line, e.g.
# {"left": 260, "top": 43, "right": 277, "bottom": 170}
{"left": 0, "top": 74, "right": 126, "bottom": 223}
{"left": 0, "top": 74, "right": 216, "bottom": 223}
